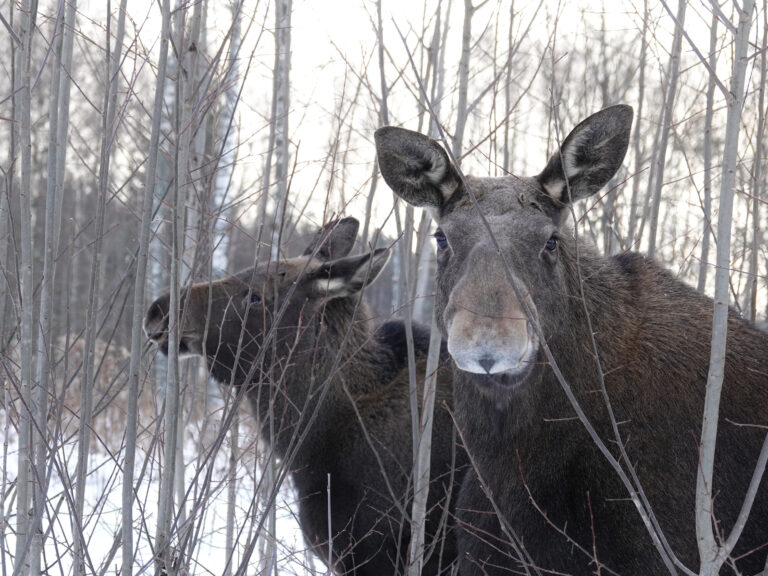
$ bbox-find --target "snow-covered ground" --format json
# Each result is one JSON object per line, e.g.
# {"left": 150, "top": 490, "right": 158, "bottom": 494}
{"left": 1, "top": 406, "right": 316, "bottom": 576}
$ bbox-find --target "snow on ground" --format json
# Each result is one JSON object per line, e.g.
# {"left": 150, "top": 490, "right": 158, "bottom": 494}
{"left": 1, "top": 407, "right": 317, "bottom": 576}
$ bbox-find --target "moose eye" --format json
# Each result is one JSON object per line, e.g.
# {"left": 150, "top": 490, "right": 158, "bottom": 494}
{"left": 544, "top": 235, "right": 558, "bottom": 252}
{"left": 249, "top": 292, "right": 262, "bottom": 304}
{"left": 434, "top": 229, "right": 449, "bottom": 251}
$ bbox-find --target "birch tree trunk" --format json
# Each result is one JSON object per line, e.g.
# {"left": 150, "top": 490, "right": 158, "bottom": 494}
{"left": 253, "top": 2, "right": 292, "bottom": 571}
{"left": 224, "top": 407, "right": 240, "bottom": 576}
{"left": 407, "top": 10, "right": 453, "bottom": 571}
{"left": 393, "top": 205, "right": 420, "bottom": 464}
{"left": 406, "top": 314, "right": 442, "bottom": 576}
{"left": 51, "top": 0, "right": 77, "bottom": 274}
{"left": 155, "top": 3, "right": 200, "bottom": 572}
{"left": 697, "top": 11, "right": 718, "bottom": 294}
{"left": 647, "top": 0, "right": 686, "bottom": 259}
{"left": 0, "top": 5, "right": 16, "bottom": 558}
{"left": 502, "top": 1, "right": 514, "bottom": 174}
{"left": 384, "top": 21, "right": 425, "bottom": 546}
{"left": 360, "top": 0, "right": 389, "bottom": 277}
{"left": 360, "top": 0, "right": 389, "bottom": 253}
{"left": 746, "top": 12, "right": 766, "bottom": 321}
{"left": 626, "top": 0, "right": 647, "bottom": 250}
{"left": 72, "top": 4, "right": 129, "bottom": 573}
{"left": 14, "top": 1, "right": 37, "bottom": 573}
{"left": 697, "top": 2, "right": 757, "bottom": 573}
{"left": 122, "top": 0, "right": 170, "bottom": 572}
{"left": 174, "top": 0, "right": 206, "bottom": 538}
{"left": 270, "top": 0, "right": 291, "bottom": 261}
{"left": 220, "top": 11, "right": 242, "bottom": 566}
{"left": 0, "top": 2, "right": 17, "bottom": 350}
{"left": 412, "top": 6, "right": 446, "bottom": 324}
{"left": 452, "top": 0, "right": 474, "bottom": 162}
{"left": 212, "top": 0, "right": 242, "bottom": 271}
{"left": 30, "top": 2, "right": 76, "bottom": 571}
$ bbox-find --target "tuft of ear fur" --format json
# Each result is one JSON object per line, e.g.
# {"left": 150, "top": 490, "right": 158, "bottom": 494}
{"left": 312, "top": 248, "right": 391, "bottom": 300}
{"left": 303, "top": 217, "right": 359, "bottom": 261}
{"left": 375, "top": 127, "right": 460, "bottom": 209}
{"left": 538, "top": 105, "right": 633, "bottom": 204}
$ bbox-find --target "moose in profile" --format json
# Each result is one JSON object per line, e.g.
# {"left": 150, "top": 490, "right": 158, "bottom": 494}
{"left": 144, "top": 218, "right": 465, "bottom": 575}
{"left": 375, "top": 105, "right": 768, "bottom": 574}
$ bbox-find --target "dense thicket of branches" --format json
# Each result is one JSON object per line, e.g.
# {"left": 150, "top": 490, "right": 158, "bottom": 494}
{"left": 0, "top": 0, "right": 766, "bottom": 574}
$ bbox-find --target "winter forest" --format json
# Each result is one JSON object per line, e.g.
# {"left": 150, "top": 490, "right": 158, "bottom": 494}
{"left": 1, "top": 0, "right": 767, "bottom": 574}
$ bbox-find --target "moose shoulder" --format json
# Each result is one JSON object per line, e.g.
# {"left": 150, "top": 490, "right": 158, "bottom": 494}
{"left": 375, "top": 106, "right": 768, "bottom": 575}
{"left": 144, "top": 217, "right": 465, "bottom": 575}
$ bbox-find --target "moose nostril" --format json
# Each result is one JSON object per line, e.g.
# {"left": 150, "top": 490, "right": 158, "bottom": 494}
{"left": 478, "top": 356, "right": 496, "bottom": 374}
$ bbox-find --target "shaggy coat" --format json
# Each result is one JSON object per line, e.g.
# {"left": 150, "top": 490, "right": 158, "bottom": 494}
{"left": 144, "top": 218, "right": 465, "bottom": 575}
{"left": 375, "top": 106, "right": 768, "bottom": 575}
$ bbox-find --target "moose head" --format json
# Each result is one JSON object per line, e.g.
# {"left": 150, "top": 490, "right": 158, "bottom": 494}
{"left": 144, "top": 217, "right": 391, "bottom": 387}
{"left": 375, "top": 106, "right": 632, "bottom": 395}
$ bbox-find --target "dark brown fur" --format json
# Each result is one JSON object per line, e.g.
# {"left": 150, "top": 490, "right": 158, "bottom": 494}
{"left": 144, "top": 218, "right": 465, "bottom": 575}
{"left": 375, "top": 107, "right": 768, "bottom": 574}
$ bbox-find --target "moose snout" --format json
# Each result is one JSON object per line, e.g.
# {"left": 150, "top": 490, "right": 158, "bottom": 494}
{"left": 144, "top": 293, "right": 205, "bottom": 357}
{"left": 446, "top": 309, "right": 537, "bottom": 375}
{"left": 144, "top": 297, "right": 170, "bottom": 344}
{"left": 443, "top": 247, "right": 540, "bottom": 378}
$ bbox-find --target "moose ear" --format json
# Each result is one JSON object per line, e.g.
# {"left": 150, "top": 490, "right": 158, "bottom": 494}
{"left": 303, "top": 217, "right": 359, "bottom": 261}
{"left": 375, "top": 126, "right": 460, "bottom": 209}
{"left": 538, "top": 105, "right": 633, "bottom": 204}
{"left": 312, "top": 248, "right": 391, "bottom": 300}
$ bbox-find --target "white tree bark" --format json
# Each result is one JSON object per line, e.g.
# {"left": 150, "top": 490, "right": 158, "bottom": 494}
{"left": 502, "top": 1, "right": 514, "bottom": 174}
{"left": 174, "top": 1, "right": 206, "bottom": 541}
{"left": 211, "top": 0, "right": 242, "bottom": 271}
{"left": 30, "top": 2, "right": 76, "bottom": 572}
{"left": 406, "top": 312, "right": 442, "bottom": 576}
{"left": 219, "top": 6, "right": 242, "bottom": 569}
{"left": 402, "top": 16, "right": 452, "bottom": 573}
{"left": 122, "top": 0, "right": 170, "bottom": 572}
{"left": 360, "top": 0, "right": 389, "bottom": 252}
{"left": 377, "top": 0, "right": 389, "bottom": 127}
{"left": 51, "top": 0, "right": 77, "bottom": 269}
{"left": 394, "top": 205, "right": 420, "bottom": 467}
{"left": 72, "top": 3, "right": 129, "bottom": 573}
{"left": 746, "top": 10, "right": 766, "bottom": 321}
{"left": 626, "top": 0, "right": 647, "bottom": 250}
{"left": 270, "top": 0, "right": 291, "bottom": 261}
{"left": 224, "top": 406, "right": 240, "bottom": 576}
{"left": 647, "top": 0, "right": 686, "bottom": 259}
{"left": 14, "top": 1, "right": 37, "bottom": 573}
{"left": 697, "top": 11, "right": 718, "bottom": 294}
{"left": 452, "top": 0, "right": 474, "bottom": 162}
{"left": 155, "top": 2, "right": 200, "bottom": 571}
{"left": 697, "top": 2, "right": 756, "bottom": 573}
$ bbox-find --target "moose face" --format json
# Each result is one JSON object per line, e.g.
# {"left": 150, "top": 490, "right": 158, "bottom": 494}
{"left": 375, "top": 106, "right": 632, "bottom": 395}
{"left": 144, "top": 218, "right": 390, "bottom": 385}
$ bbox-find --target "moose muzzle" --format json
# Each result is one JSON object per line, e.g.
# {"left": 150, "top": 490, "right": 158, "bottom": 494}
{"left": 444, "top": 250, "right": 538, "bottom": 377}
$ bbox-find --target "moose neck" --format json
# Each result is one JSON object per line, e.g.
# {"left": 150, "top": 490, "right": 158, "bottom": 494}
{"left": 454, "top": 240, "right": 643, "bottom": 474}
{"left": 246, "top": 295, "right": 386, "bottom": 464}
